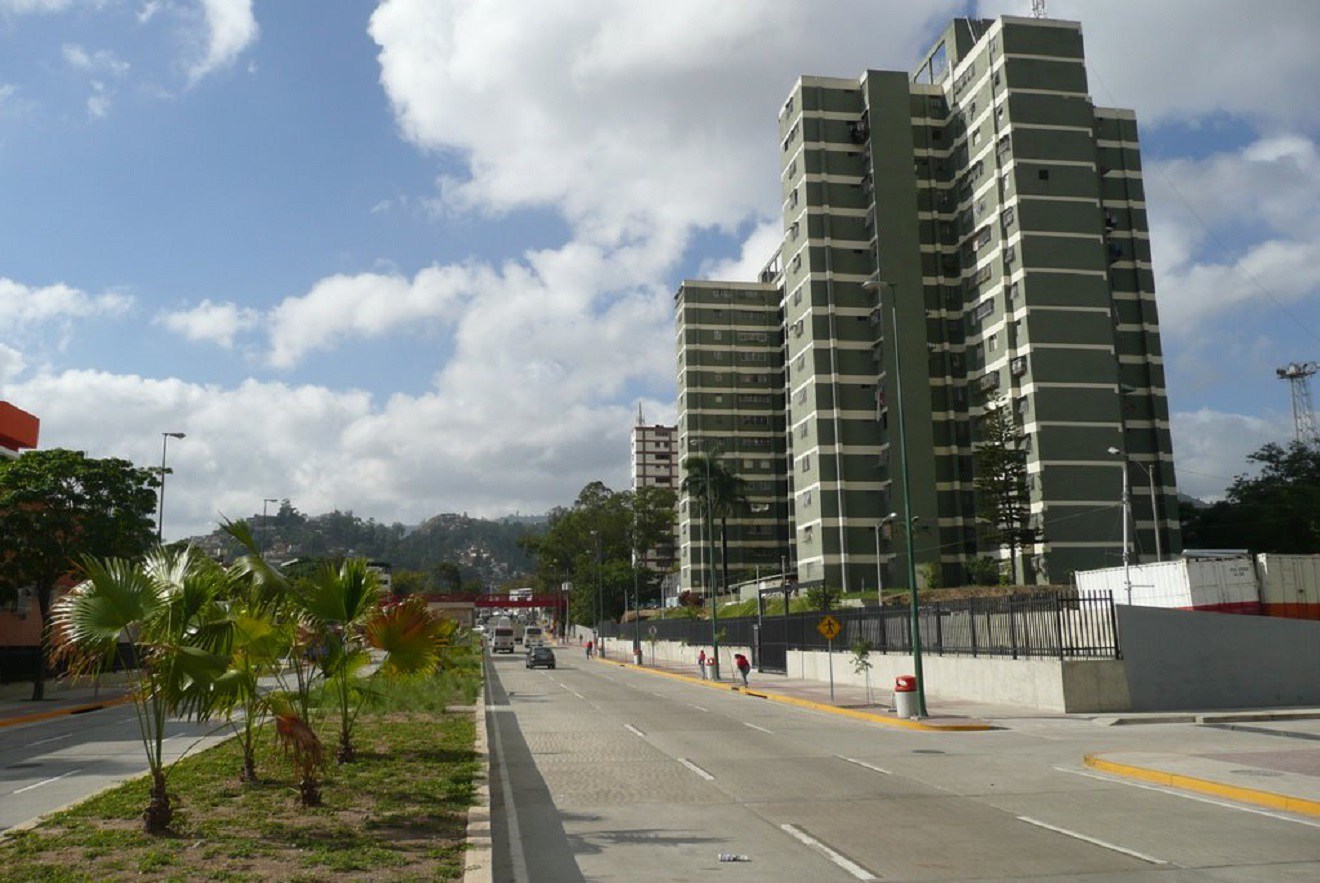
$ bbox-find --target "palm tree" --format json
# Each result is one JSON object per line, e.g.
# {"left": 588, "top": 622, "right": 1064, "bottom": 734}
{"left": 52, "top": 546, "right": 235, "bottom": 833}
{"left": 681, "top": 450, "right": 749, "bottom": 680}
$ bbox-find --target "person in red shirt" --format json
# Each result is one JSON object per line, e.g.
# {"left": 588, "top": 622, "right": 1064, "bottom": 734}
{"left": 697, "top": 649, "right": 708, "bottom": 679}
{"left": 734, "top": 653, "right": 751, "bottom": 687}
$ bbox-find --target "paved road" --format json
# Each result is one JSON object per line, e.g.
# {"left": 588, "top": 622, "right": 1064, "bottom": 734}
{"left": 486, "top": 651, "right": 1320, "bottom": 882}
{"left": 0, "top": 702, "right": 232, "bottom": 833}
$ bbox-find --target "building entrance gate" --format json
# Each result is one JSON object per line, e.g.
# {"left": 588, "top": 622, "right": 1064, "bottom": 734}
{"left": 756, "top": 586, "right": 792, "bottom": 674}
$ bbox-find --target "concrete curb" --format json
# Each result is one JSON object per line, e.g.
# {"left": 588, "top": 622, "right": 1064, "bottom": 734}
{"left": 1083, "top": 754, "right": 1320, "bottom": 818}
{"left": 591, "top": 657, "right": 994, "bottom": 732}
{"left": 462, "top": 674, "right": 493, "bottom": 883}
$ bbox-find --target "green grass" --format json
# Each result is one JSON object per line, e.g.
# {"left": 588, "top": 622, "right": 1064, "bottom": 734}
{"left": 0, "top": 656, "right": 483, "bottom": 882}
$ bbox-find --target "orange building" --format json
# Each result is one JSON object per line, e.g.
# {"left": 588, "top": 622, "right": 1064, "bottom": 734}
{"left": 1, "top": 401, "right": 41, "bottom": 662}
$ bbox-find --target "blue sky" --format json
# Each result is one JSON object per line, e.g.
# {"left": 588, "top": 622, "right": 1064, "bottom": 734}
{"left": 2, "top": 0, "right": 1319, "bottom": 540}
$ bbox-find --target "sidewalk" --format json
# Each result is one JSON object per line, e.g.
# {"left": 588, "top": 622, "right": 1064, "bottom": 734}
{"left": 582, "top": 641, "right": 1320, "bottom": 819}
{"left": 0, "top": 677, "right": 133, "bottom": 729}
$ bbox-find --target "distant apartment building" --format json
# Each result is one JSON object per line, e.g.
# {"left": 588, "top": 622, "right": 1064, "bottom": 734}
{"left": 630, "top": 414, "right": 679, "bottom": 571}
{"left": 675, "top": 278, "right": 793, "bottom": 594}
{"left": 676, "top": 14, "right": 1179, "bottom": 591}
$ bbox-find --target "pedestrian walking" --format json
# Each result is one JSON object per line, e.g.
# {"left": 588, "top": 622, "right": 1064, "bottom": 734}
{"left": 586, "top": 639, "right": 594, "bottom": 659}
{"left": 734, "top": 653, "right": 751, "bottom": 687}
{"left": 697, "top": 649, "right": 708, "bottom": 679}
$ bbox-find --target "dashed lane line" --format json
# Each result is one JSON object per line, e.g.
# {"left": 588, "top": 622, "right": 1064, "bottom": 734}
{"left": 1016, "top": 816, "right": 1166, "bottom": 865}
{"left": 677, "top": 758, "right": 715, "bottom": 781}
{"left": 780, "top": 823, "right": 878, "bottom": 881}
{"left": 837, "top": 756, "right": 891, "bottom": 775}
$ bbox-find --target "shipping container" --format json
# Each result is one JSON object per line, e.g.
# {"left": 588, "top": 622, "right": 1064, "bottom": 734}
{"left": 1255, "top": 554, "right": 1320, "bottom": 621}
{"left": 1075, "top": 556, "right": 1261, "bottom": 614}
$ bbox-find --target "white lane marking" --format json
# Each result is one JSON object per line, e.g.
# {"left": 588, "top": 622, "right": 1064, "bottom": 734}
{"left": 624, "top": 724, "right": 647, "bottom": 738}
{"left": 688, "top": 704, "right": 708, "bottom": 713}
{"left": 743, "top": 722, "right": 774, "bottom": 734}
{"left": 1016, "top": 816, "right": 1166, "bottom": 865}
{"left": 780, "top": 823, "right": 878, "bottom": 881}
{"left": 837, "top": 756, "right": 891, "bottom": 775}
{"left": 12, "top": 768, "right": 83, "bottom": 795}
{"left": 30, "top": 733, "right": 73, "bottom": 747}
{"left": 678, "top": 758, "right": 715, "bottom": 781}
{"left": 1055, "top": 766, "right": 1320, "bottom": 829}
{"left": 652, "top": 692, "right": 667, "bottom": 698}
{"left": 571, "top": 692, "right": 585, "bottom": 699}
{"left": 488, "top": 676, "right": 531, "bottom": 883}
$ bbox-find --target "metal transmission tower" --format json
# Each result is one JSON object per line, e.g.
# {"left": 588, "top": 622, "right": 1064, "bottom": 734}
{"left": 1277, "top": 362, "right": 1320, "bottom": 444}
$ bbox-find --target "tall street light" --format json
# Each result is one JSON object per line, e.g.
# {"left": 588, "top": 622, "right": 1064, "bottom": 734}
{"left": 591, "top": 529, "right": 602, "bottom": 655}
{"left": 872, "top": 513, "right": 897, "bottom": 608}
{"left": 863, "top": 278, "right": 926, "bottom": 717}
{"left": 156, "top": 432, "right": 186, "bottom": 544}
{"left": 1107, "top": 447, "right": 1134, "bottom": 602}
{"left": 261, "top": 498, "right": 279, "bottom": 556}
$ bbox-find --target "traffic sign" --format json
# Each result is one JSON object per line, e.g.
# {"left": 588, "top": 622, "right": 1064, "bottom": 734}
{"left": 817, "top": 614, "right": 842, "bottom": 641}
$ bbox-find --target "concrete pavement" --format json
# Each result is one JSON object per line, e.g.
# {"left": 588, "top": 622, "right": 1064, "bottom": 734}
{"left": 0, "top": 677, "right": 134, "bottom": 729}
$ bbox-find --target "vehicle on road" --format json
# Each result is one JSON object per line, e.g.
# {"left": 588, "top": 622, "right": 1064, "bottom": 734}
{"left": 525, "top": 646, "right": 556, "bottom": 669}
{"left": 491, "top": 616, "right": 516, "bottom": 653}
{"left": 523, "top": 625, "right": 544, "bottom": 649}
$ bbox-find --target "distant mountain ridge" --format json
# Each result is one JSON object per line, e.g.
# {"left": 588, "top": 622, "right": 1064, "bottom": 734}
{"left": 186, "top": 504, "right": 545, "bottom": 588}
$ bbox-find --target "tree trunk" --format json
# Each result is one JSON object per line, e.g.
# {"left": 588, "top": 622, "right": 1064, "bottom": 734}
{"left": 300, "top": 775, "right": 322, "bottom": 807}
{"left": 337, "top": 723, "right": 355, "bottom": 764}
{"left": 142, "top": 768, "right": 172, "bottom": 833}
{"left": 29, "top": 580, "right": 54, "bottom": 702}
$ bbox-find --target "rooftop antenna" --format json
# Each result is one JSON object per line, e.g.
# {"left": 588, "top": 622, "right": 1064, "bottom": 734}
{"left": 1277, "top": 362, "right": 1320, "bottom": 445}
{"left": 637, "top": 401, "right": 645, "bottom": 426}
{"left": 1032, "top": 0, "right": 1048, "bottom": 18}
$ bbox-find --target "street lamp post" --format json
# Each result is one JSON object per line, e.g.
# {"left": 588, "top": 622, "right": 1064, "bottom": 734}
{"left": 1131, "top": 460, "right": 1163, "bottom": 562}
{"left": 873, "top": 513, "right": 896, "bottom": 608}
{"left": 864, "top": 278, "right": 926, "bottom": 717}
{"left": 591, "top": 530, "right": 603, "bottom": 656}
{"left": 155, "top": 432, "right": 186, "bottom": 544}
{"left": 261, "top": 498, "right": 279, "bottom": 556}
{"left": 1107, "top": 447, "right": 1133, "bottom": 603}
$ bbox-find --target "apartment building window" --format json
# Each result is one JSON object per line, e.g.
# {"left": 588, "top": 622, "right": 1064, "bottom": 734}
{"left": 782, "top": 123, "right": 798, "bottom": 152}
{"left": 792, "top": 254, "right": 802, "bottom": 272}
{"left": 799, "top": 423, "right": 808, "bottom": 438}
{"left": 791, "top": 222, "right": 801, "bottom": 241}
{"left": 801, "top": 455, "right": 812, "bottom": 472}
{"left": 804, "top": 526, "right": 814, "bottom": 544}
{"left": 1004, "top": 245, "right": 1017, "bottom": 265}
{"left": 801, "top": 490, "right": 813, "bottom": 507}
{"left": 789, "top": 188, "right": 799, "bottom": 209}
{"left": 1006, "top": 282, "right": 1019, "bottom": 302}
{"left": 1002, "top": 206, "right": 1016, "bottom": 229}
{"left": 740, "top": 351, "right": 768, "bottom": 363}
{"left": 712, "top": 330, "right": 723, "bottom": 341}
{"left": 988, "top": 333, "right": 999, "bottom": 353}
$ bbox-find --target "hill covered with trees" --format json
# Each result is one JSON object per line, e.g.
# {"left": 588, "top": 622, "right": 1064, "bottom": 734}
{"left": 187, "top": 501, "right": 543, "bottom": 591}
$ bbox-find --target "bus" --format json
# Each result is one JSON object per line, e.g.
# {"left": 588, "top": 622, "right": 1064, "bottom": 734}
{"left": 523, "top": 625, "right": 545, "bottom": 649}
{"left": 491, "top": 616, "right": 516, "bottom": 653}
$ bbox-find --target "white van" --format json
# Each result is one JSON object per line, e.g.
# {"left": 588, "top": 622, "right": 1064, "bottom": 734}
{"left": 523, "top": 625, "right": 545, "bottom": 650}
{"left": 491, "top": 616, "right": 516, "bottom": 653}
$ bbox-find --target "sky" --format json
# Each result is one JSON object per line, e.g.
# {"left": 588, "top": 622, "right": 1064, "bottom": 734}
{"left": 2, "top": 0, "right": 1319, "bottom": 541}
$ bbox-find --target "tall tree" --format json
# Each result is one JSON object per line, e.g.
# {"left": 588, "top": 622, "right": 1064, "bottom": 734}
{"left": 1183, "top": 440, "right": 1320, "bottom": 552}
{"left": 973, "top": 399, "right": 1036, "bottom": 584}
{"left": 681, "top": 451, "right": 749, "bottom": 597}
{"left": 0, "top": 449, "right": 158, "bottom": 700}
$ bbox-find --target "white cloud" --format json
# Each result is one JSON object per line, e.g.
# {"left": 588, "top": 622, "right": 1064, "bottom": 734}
{"left": 137, "top": 0, "right": 161, "bottom": 25}
{"left": 0, "top": 0, "right": 74, "bottom": 13}
{"left": 187, "top": 0, "right": 258, "bottom": 84}
{"left": 0, "top": 277, "right": 133, "bottom": 325}
{"left": 62, "top": 43, "right": 130, "bottom": 76}
{"left": 0, "top": 343, "right": 25, "bottom": 382}
{"left": 1169, "top": 408, "right": 1288, "bottom": 502}
{"left": 156, "top": 299, "right": 259, "bottom": 348}
{"left": 697, "top": 220, "right": 783, "bottom": 283}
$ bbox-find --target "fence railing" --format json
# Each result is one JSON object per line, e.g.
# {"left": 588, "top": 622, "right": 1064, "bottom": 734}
{"left": 602, "top": 590, "right": 1120, "bottom": 660}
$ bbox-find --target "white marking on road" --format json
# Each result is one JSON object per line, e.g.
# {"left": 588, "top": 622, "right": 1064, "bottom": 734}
{"left": 30, "top": 733, "right": 73, "bottom": 747}
{"left": 1056, "top": 766, "right": 1320, "bottom": 828}
{"left": 12, "top": 768, "right": 83, "bottom": 795}
{"left": 1017, "top": 816, "right": 1166, "bottom": 864}
{"left": 743, "top": 722, "right": 774, "bottom": 734}
{"left": 652, "top": 692, "right": 667, "bottom": 698}
{"left": 571, "top": 692, "right": 584, "bottom": 699}
{"left": 688, "top": 704, "right": 708, "bottom": 713}
{"left": 624, "top": 724, "right": 647, "bottom": 738}
{"left": 838, "top": 756, "right": 891, "bottom": 775}
{"left": 678, "top": 758, "right": 715, "bottom": 781}
{"left": 780, "top": 823, "right": 878, "bottom": 881}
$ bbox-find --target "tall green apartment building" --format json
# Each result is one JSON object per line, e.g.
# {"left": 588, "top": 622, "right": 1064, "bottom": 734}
{"left": 678, "top": 15, "right": 1180, "bottom": 591}
{"left": 675, "top": 278, "right": 792, "bottom": 594}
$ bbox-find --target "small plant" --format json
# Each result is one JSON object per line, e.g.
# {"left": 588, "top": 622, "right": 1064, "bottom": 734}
{"left": 805, "top": 586, "right": 840, "bottom": 611}
{"left": 965, "top": 557, "right": 1005, "bottom": 586}
{"left": 850, "top": 638, "right": 875, "bottom": 705}
{"left": 918, "top": 562, "right": 942, "bottom": 590}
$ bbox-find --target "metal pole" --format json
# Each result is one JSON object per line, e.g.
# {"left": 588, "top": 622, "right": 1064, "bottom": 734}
{"left": 1121, "top": 464, "right": 1132, "bottom": 603}
{"left": 155, "top": 432, "right": 185, "bottom": 544}
{"left": 889, "top": 289, "right": 927, "bottom": 718}
{"left": 1143, "top": 461, "right": 1163, "bottom": 562}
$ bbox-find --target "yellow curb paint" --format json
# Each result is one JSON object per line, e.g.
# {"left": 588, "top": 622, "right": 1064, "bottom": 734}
{"left": 0, "top": 692, "right": 134, "bottom": 729}
{"left": 600, "top": 658, "right": 993, "bottom": 732}
{"left": 1084, "top": 754, "right": 1320, "bottom": 818}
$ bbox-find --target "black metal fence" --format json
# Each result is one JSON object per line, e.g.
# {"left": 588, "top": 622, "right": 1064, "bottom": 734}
{"left": 0, "top": 644, "right": 139, "bottom": 685}
{"left": 602, "top": 590, "right": 1119, "bottom": 662}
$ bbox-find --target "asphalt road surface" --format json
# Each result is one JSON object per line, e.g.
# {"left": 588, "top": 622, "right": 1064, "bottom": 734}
{"left": 486, "top": 651, "right": 1320, "bottom": 882}
{"left": 0, "top": 703, "right": 231, "bottom": 833}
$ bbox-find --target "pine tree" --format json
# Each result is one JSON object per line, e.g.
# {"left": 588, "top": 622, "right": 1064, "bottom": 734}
{"left": 973, "top": 398, "right": 1037, "bottom": 584}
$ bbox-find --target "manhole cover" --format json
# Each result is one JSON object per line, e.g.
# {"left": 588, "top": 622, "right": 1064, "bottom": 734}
{"left": 911, "top": 749, "right": 946, "bottom": 755}
{"left": 1230, "top": 768, "right": 1284, "bottom": 777}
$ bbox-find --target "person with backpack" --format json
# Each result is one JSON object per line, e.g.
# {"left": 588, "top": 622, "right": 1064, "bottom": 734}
{"left": 734, "top": 653, "right": 751, "bottom": 687}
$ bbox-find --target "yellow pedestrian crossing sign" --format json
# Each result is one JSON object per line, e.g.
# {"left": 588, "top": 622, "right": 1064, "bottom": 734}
{"left": 817, "top": 614, "right": 842, "bottom": 641}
